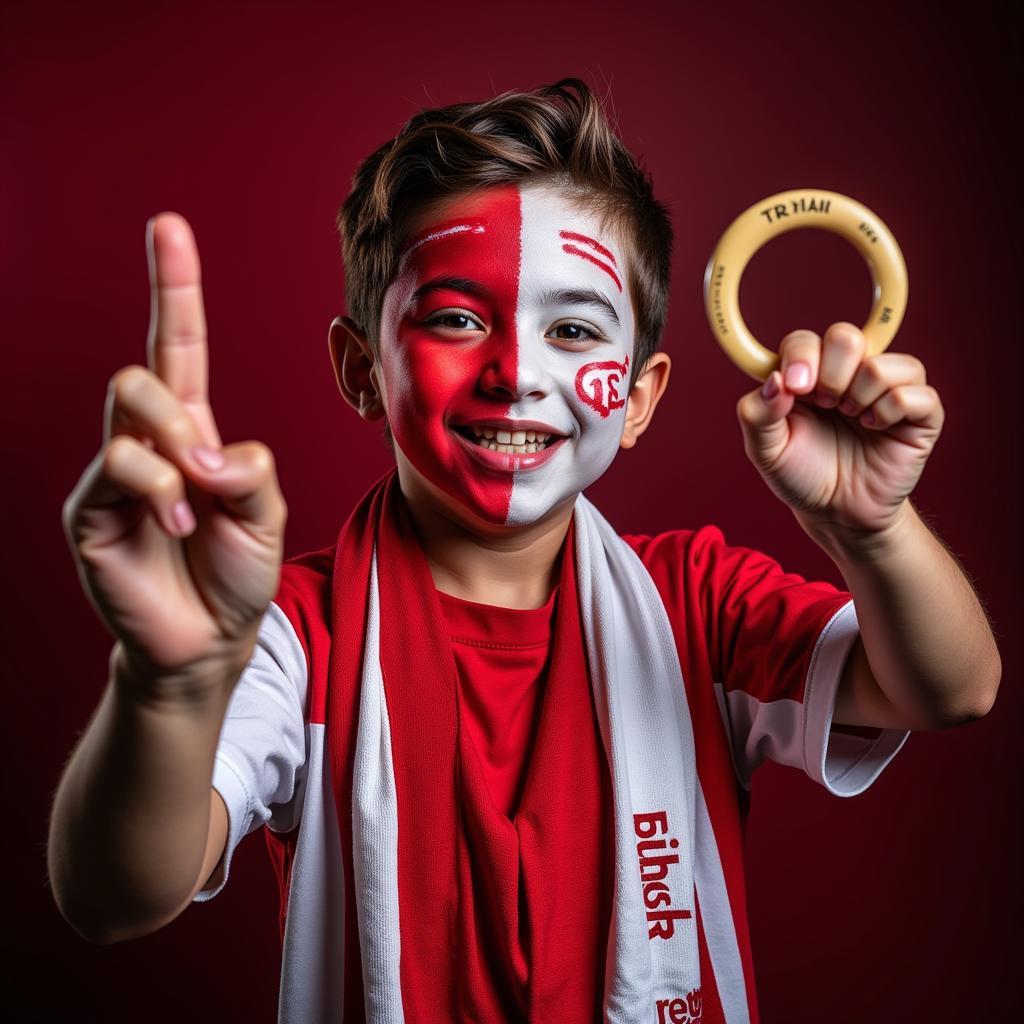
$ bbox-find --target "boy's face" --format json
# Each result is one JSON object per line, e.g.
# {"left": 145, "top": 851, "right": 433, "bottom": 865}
{"left": 376, "top": 181, "right": 637, "bottom": 527}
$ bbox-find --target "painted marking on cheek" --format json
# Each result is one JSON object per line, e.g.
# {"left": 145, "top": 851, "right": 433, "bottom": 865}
{"left": 559, "top": 230, "right": 623, "bottom": 291}
{"left": 575, "top": 355, "right": 630, "bottom": 418}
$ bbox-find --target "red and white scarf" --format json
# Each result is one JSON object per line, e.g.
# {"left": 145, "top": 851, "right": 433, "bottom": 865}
{"left": 327, "top": 471, "right": 702, "bottom": 1020}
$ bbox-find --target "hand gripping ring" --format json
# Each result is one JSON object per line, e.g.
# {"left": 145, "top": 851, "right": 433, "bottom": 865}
{"left": 703, "top": 189, "right": 908, "bottom": 381}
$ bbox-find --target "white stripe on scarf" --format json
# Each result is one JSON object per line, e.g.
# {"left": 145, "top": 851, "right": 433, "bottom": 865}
{"left": 350, "top": 495, "right": 746, "bottom": 1022}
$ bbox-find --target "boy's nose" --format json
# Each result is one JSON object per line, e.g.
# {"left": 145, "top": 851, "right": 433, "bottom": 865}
{"left": 479, "top": 337, "right": 550, "bottom": 401}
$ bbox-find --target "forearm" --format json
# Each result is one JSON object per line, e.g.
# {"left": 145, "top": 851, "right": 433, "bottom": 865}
{"left": 47, "top": 649, "right": 237, "bottom": 943}
{"left": 800, "top": 499, "right": 1001, "bottom": 727}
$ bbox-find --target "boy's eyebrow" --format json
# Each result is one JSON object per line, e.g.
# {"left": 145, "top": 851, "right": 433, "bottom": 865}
{"left": 411, "top": 275, "right": 491, "bottom": 303}
{"left": 537, "top": 287, "right": 620, "bottom": 327}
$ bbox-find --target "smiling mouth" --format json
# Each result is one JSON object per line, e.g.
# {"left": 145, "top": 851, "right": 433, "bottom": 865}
{"left": 453, "top": 424, "right": 565, "bottom": 456}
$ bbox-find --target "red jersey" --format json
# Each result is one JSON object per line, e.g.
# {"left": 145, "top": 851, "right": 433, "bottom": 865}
{"left": 193, "top": 525, "right": 908, "bottom": 1022}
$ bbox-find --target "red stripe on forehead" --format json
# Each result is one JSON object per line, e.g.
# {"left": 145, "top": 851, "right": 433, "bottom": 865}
{"left": 399, "top": 218, "right": 487, "bottom": 264}
{"left": 558, "top": 229, "right": 618, "bottom": 266}
{"left": 561, "top": 243, "right": 623, "bottom": 292}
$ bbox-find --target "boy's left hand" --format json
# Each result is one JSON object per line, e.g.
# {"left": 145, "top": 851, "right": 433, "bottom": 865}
{"left": 736, "top": 321, "right": 944, "bottom": 542}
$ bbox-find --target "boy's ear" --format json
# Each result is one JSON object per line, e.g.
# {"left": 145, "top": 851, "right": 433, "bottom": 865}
{"left": 620, "top": 352, "right": 671, "bottom": 449}
{"left": 328, "top": 316, "right": 386, "bottom": 420}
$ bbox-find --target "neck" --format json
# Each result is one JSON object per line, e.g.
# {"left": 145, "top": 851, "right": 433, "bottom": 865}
{"left": 396, "top": 466, "right": 573, "bottom": 609}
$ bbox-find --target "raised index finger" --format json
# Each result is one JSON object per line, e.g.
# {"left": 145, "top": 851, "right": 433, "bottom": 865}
{"left": 146, "top": 212, "right": 222, "bottom": 449}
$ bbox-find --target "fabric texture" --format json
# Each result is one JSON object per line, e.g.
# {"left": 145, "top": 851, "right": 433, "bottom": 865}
{"left": 330, "top": 471, "right": 703, "bottom": 1021}
{"left": 193, "top": 471, "right": 911, "bottom": 1024}
{"left": 438, "top": 584, "right": 557, "bottom": 821}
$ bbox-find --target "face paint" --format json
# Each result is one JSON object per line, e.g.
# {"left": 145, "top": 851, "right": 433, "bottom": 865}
{"left": 377, "top": 182, "right": 636, "bottom": 527}
{"left": 559, "top": 229, "right": 624, "bottom": 292}
{"left": 575, "top": 355, "right": 630, "bottom": 417}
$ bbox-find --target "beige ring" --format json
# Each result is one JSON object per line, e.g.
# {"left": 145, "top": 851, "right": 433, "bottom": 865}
{"left": 703, "top": 189, "right": 908, "bottom": 381}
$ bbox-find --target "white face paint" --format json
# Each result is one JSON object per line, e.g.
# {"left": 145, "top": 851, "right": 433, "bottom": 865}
{"left": 377, "top": 181, "right": 637, "bottom": 528}
{"left": 505, "top": 183, "right": 636, "bottom": 525}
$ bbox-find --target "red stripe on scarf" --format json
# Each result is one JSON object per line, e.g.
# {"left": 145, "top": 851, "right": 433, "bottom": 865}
{"left": 328, "top": 470, "right": 614, "bottom": 1020}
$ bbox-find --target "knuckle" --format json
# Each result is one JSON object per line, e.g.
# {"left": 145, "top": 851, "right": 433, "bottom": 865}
{"left": 891, "top": 387, "right": 911, "bottom": 411}
{"left": 860, "top": 358, "right": 887, "bottom": 386}
{"left": 101, "top": 435, "right": 138, "bottom": 475}
{"left": 828, "top": 324, "right": 864, "bottom": 350}
{"left": 779, "top": 329, "right": 819, "bottom": 357}
{"left": 109, "top": 364, "right": 150, "bottom": 401}
{"left": 151, "top": 467, "right": 180, "bottom": 497}
{"left": 165, "top": 414, "right": 197, "bottom": 446}
{"left": 245, "top": 440, "right": 277, "bottom": 477}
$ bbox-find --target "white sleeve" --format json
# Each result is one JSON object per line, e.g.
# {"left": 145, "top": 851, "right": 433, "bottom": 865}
{"left": 803, "top": 600, "right": 910, "bottom": 796}
{"left": 192, "top": 601, "right": 310, "bottom": 901}
{"left": 714, "top": 600, "right": 910, "bottom": 796}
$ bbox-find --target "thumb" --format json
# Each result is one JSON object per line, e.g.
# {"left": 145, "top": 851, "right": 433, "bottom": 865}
{"left": 736, "top": 370, "right": 794, "bottom": 467}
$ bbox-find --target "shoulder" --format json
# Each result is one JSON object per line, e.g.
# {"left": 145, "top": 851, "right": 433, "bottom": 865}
{"left": 619, "top": 524, "right": 761, "bottom": 591}
{"left": 618, "top": 524, "right": 837, "bottom": 633}
{"left": 620, "top": 524, "right": 730, "bottom": 566}
{"left": 281, "top": 543, "right": 335, "bottom": 585}
{"left": 270, "top": 543, "right": 337, "bottom": 664}
{"left": 621, "top": 523, "right": 818, "bottom": 590}
{"left": 277, "top": 544, "right": 335, "bottom": 605}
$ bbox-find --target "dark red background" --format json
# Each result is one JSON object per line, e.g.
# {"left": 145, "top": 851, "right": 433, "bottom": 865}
{"left": 4, "top": 1, "right": 1020, "bottom": 1020}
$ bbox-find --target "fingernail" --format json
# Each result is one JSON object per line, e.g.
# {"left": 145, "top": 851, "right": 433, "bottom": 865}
{"left": 761, "top": 373, "right": 779, "bottom": 401}
{"left": 172, "top": 499, "right": 196, "bottom": 535}
{"left": 192, "top": 446, "right": 225, "bottom": 471}
{"left": 862, "top": 410, "right": 876, "bottom": 426}
{"left": 839, "top": 398, "right": 858, "bottom": 414}
{"left": 785, "top": 363, "right": 810, "bottom": 390}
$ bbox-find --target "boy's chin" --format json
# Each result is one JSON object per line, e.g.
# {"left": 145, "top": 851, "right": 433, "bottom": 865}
{"left": 448, "top": 491, "right": 575, "bottom": 535}
{"left": 393, "top": 455, "right": 574, "bottom": 535}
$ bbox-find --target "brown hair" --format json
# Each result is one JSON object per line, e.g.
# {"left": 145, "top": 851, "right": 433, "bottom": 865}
{"left": 336, "top": 77, "right": 673, "bottom": 385}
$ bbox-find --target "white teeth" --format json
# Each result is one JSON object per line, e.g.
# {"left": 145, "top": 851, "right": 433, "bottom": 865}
{"left": 460, "top": 425, "right": 563, "bottom": 457}
{"left": 470, "top": 435, "right": 548, "bottom": 455}
{"left": 465, "top": 426, "right": 555, "bottom": 442}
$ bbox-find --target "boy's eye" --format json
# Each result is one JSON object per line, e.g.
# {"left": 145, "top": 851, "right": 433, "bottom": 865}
{"left": 423, "top": 312, "right": 603, "bottom": 343}
{"left": 425, "top": 311, "right": 483, "bottom": 332}
{"left": 548, "top": 321, "right": 602, "bottom": 343}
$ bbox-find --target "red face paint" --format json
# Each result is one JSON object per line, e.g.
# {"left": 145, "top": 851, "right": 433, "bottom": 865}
{"left": 575, "top": 355, "right": 630, "bottom": 418}
{"left": 378, "top": 186, "right": 522, "bottom": 525}
{"left": 559, "top": 229, "right": 623, "bottom": 291}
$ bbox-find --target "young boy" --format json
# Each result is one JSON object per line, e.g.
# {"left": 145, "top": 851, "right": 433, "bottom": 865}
{"left": 49, "top": 79, "right": 1000, "bottom": 1023}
